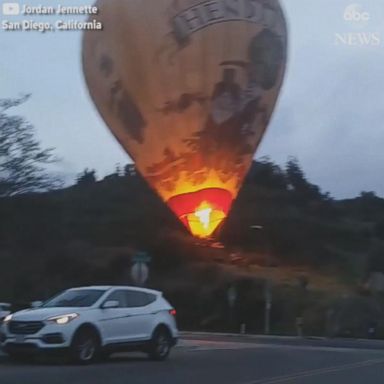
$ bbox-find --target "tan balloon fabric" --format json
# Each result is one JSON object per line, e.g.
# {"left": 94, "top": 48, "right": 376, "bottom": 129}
{"left": 83, "top": 0, "right": 287, "bottom": 237}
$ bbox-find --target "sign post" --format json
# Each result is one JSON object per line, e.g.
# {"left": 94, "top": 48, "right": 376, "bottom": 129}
{"left": 227, "top": 284, "right": 237, "bottom": 330}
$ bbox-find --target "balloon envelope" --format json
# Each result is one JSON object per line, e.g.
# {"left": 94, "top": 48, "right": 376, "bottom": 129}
{"left": 83, "top": 0, "right": 287, "bottom": 237}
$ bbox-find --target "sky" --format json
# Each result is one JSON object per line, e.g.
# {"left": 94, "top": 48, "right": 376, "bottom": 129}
{"left": 1, "top": 0, "right": 384, "bottom": 199}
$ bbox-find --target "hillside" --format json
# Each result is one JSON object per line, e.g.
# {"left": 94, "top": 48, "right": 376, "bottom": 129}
{"left": 1, "top": 159, "right": 384, "bottom": 336}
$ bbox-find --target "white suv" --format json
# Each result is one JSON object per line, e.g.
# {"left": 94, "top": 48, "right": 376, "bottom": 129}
{"left": 0, "top": 286, "right": 178, "bottom": 364}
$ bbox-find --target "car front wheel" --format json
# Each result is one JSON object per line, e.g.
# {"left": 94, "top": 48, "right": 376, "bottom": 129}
{"left": 70, "top": 329, "right": 100, "bottom": 365}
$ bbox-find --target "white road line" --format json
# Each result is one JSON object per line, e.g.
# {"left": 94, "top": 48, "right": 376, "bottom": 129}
{"left": 179, "top": 339, "right": 384, "bottom": 354}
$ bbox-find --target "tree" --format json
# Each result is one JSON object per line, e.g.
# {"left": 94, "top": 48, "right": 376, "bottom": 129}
{"left": 114, "top": 163, "right": 122, "bottom": 177}
{"left": 246, "top": 158, "right": 287, "bottom": 190}
{"left": 124, "top": 164, "right": 137, "bottom": 177}
{"left": 286, "top": 157, "right": 324, "bottom": 202}
{"left": 0, "top": 95, "right": 61, "bottom": 196}
{"left": 366, "top": 241, "right": 384, "bottom": 274}
{"left": 76, "top": 168, "right": 97, "bottom": 186}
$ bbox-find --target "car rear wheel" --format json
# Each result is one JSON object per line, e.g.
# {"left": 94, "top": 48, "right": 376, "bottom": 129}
{"left": 70, "top": 329, "right": 100, "bottom": 365}
{"left": 148, "top": 328, "right": 172, "bottom": 361}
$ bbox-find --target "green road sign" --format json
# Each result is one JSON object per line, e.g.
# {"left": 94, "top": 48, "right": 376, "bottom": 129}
{"left": 132, "top": 251, "right": 151, "bottom": 264}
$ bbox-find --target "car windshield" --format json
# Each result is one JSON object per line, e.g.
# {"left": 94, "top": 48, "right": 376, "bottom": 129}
{"left": 42, "top": 289, "right": 106, "bottom": 308}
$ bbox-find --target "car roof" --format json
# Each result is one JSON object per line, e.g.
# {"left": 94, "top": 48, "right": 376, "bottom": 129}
{"left": 68, "top": 286, "right": 162, "bottom": 296}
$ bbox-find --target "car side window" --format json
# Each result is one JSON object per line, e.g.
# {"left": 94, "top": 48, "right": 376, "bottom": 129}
{"left": 104, "top": 290, "right": 127, "bottom": 308}
{"left": 123, "top": 291, "right": 156, "bottom": 307}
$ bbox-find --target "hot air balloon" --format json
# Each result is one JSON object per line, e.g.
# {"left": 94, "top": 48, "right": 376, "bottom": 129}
{"left": 83, "top": 0, "right": 287, "bottom": 238}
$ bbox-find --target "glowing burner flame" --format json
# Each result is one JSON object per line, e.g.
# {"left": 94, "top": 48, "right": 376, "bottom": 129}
{"left": 194, "top": 203, "right": 213, "bottom": 230}
{"left": 167, "top": 188, "right": 232, "bottom": 238}
{"left": 187, "top": 204, "right": 225, "bottom": 237}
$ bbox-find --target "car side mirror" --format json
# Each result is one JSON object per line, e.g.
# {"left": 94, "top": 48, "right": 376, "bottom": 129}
{"left": 31, "top": 301, "right": 43, "bottom": 308}
{"left": 102, "top": 300, "right": 119, "bottom": 309}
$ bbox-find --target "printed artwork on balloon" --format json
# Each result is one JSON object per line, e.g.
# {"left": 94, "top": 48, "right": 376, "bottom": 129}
{"left": 83, "top": 0, "right": 288, "bottom": 238}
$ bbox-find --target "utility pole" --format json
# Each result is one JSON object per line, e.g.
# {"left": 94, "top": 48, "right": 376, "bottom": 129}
{"left": 264, "top": 278, "right": 272, "bottom": 335}
{"left": 250, "top": 225, "right": 272, "bottom": 335}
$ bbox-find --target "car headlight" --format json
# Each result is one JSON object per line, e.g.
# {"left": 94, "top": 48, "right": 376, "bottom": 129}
{"left": 3, "top": 314, "right": 12, "bottom": 323}
{"left": 47, "top": 313, "right": 79, "bottom": 325}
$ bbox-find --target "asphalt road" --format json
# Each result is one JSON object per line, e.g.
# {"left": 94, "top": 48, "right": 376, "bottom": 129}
{"left": 1, "top": 335, "right": 384, "bottom": 384}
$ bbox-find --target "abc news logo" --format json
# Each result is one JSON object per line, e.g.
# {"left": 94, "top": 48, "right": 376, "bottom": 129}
{"left": 343, "top": 4, "right": 370, "bottom": 23}
{"left": 335, "top": 4, "right": 381, "bottom": 46}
